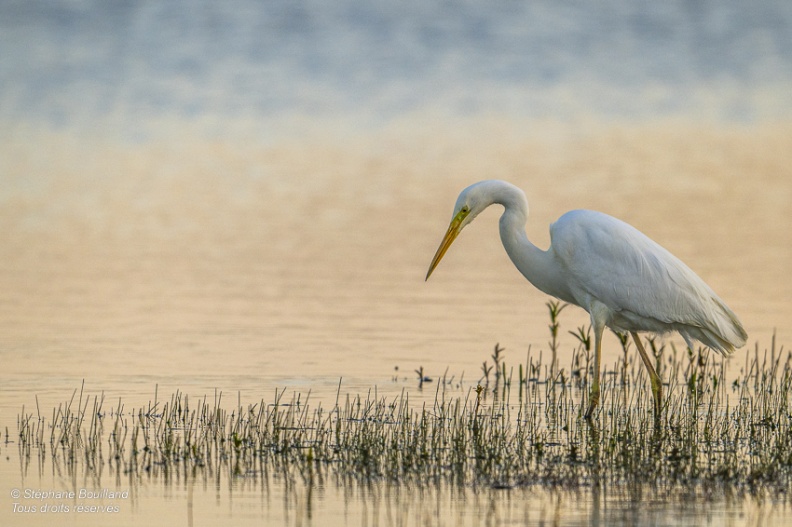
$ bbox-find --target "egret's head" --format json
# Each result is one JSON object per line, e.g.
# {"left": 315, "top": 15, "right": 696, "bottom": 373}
{"left": 425, "top": 183, "right": 490, "bottom": 281}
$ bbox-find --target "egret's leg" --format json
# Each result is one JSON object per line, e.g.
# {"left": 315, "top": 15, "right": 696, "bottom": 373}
{"left": 584, "top": 323, "right": 604, "bottom": 420}
{"left": 630, "top": 331, "right": 662, "bottom": 417}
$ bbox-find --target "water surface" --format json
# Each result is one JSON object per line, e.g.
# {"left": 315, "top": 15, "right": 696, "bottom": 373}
{"left": 2, "top": 1, "right": 792, "bottom": 525}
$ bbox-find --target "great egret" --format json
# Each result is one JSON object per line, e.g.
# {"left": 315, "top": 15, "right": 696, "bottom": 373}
{"left": 426, "top": 180, "right": 747, "bottom": 419}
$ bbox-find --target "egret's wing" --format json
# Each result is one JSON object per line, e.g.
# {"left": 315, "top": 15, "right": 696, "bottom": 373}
{"left": 550, "top": 210, "right": 746, "bottom": 354}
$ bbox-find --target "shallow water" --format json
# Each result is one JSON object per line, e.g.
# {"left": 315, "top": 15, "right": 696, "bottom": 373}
{"left": 2, "top": 1, "right": 792, "bottom": 525}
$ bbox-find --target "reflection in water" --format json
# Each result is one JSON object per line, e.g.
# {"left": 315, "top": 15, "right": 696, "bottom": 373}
{"left": 9, "top": 451, "right": 782, "bottom": 527}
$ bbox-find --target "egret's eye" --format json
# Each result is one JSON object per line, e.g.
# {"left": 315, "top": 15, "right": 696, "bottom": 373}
{"left": 461, "top": 206, "right": 470, "bottom": 214}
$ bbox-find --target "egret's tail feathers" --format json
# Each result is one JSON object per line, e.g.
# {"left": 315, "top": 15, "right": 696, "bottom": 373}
{"left": 682, "top": 326, "right": 741, "bottom": 356}
{"left": 713, "top": 299, "right": 748, "bottom": 353}
{"left": 682, "top": 299, "right": 747, "bottom": 357}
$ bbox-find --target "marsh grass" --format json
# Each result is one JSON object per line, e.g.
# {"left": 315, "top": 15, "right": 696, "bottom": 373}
{"left": 13, "top": 317, "right": 792, "bottom": 503}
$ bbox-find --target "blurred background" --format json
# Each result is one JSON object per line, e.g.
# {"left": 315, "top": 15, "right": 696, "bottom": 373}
{"left": 2, "top": 1, "right": 791, "bottom": 134}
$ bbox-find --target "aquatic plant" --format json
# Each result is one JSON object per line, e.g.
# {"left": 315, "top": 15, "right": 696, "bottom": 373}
{"left": 13, "top": 328, "right": 792, "bottom": 503}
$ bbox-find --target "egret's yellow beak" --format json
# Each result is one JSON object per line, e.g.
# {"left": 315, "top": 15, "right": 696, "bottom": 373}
{"left": 426, "top": 209, "right": 468, "bottom": 281}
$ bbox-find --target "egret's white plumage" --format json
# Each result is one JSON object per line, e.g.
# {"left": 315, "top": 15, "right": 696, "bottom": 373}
{"left": 426, "top": 180, "right": 747, "bottom": 418}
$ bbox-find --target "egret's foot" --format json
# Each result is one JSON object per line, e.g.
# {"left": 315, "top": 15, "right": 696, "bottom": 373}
{"left": 651, "top": 380, "right": 663, "bottom": 419}
{"left": 584, "top": 391, "right": 600, "bottom": 420}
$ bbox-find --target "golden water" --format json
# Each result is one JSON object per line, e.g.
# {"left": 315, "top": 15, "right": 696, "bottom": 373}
{"left": 1, "top": 117, "right": 791, "bottom": 525}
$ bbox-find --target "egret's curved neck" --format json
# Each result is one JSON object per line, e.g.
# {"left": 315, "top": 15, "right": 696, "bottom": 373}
{"left": 491, "top": 185, "right": 570, "bottom": 302}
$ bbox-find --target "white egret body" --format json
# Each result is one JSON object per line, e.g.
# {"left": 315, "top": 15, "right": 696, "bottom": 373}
{"left": 426, "top": 180, "right": 747, "bottom": 418}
